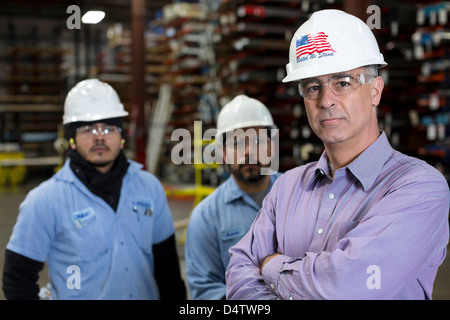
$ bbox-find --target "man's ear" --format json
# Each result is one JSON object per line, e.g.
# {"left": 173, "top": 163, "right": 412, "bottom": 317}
{"left": 371, "top": 76, "right": 384, "bottom": 107}
{"left": 69, "top": 138, "right": 76, "bottom": 150}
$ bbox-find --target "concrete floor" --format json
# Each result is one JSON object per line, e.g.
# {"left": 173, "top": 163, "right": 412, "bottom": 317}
{"left": 0, "top": 176, "right": 449, "bottom": 300}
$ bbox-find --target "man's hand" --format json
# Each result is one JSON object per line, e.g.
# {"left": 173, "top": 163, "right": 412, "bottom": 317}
{"left": 260, "top": 252, "right": 281, "bottom": 275}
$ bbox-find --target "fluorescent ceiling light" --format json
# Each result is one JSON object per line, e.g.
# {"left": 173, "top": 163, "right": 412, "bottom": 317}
{"left": 82, "top": 11, "right": 106, "bottom": 24}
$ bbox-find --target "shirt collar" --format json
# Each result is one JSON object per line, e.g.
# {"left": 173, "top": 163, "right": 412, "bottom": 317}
{"left": 224, "top": 176, "right": 247, "bottom": 204}
{"left": 224, "top": 173, "right": 280, "bottom": 204}
{"left": 56, "top": 158, "right": 138, "bottom": 183}
{"left": 307, "top": 131, "right": 393, "bottom": 191}
{"left": 306, "top": 153, "right": 330, "bottom": 190}
{"left": 347, "top": 131, "right": 393, "bottom": 191}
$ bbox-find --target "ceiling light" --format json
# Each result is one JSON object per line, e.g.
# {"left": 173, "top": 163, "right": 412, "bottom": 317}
{"left": 82, "top": 11, "right": 105, "bottom": 24}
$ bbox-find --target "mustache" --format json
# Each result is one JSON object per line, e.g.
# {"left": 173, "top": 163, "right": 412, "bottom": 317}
{"left": 89, "top": 143, "right": 110, "bottom": 152}
{"left": 238, "top": 159, "right": 261, "bottom": 168}
{"left": 319, "top": 110, "right": 345, "bottom": 121}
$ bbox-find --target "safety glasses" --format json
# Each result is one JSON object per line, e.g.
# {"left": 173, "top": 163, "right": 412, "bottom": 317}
{"left": 298, "top": 72, "right": 375, "bottom": 100}
{"left": 76, "top": 125, "right": 122, "bottom": 137}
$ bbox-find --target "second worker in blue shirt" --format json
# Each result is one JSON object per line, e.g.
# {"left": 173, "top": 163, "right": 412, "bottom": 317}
{"left": 185, "top": 95, "right": 281, "bottom": 300}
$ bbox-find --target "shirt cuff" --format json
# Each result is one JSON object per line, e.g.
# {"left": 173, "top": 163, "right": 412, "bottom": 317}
{"left": 261, "top": 254, "right": 289, "bottom": 297}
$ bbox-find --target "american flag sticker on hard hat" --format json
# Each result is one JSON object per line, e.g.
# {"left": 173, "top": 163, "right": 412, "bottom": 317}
{"left": 296, "top": 32, "right": 335, "bottom": 60}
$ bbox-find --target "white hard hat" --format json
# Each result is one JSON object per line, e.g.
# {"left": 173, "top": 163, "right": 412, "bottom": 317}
{"left": 283, "top": 9, "right": 387, "bottom": 82}
{"left": 63, "top": 78, "right": 129, "bottom": 125}
{"left": 217, "top": 94, "right": 276, "bottom": 136}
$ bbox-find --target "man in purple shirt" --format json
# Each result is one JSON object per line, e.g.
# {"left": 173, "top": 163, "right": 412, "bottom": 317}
{"left": 226, "top": 9, "right": 449, "bottom": 300}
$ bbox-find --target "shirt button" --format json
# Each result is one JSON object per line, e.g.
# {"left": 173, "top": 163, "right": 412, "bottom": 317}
{"left": 289, "top": 296, "right": 293, "bottom": 300}
{"left": 270, "top": 283, "right": 275, "bottom": 289}
{"left": 328, "top": 193, "right": 334, "bottom": 199}
{"left": 317, "top": 228, "right": 323, "bottom": 234}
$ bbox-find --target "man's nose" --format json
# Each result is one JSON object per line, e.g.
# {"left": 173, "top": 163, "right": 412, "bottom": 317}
{"left": 320, "top": 85, "right": 337, "bottom": 109}
{"left": 94, "top": 131, "right": 105, "bottom": 139}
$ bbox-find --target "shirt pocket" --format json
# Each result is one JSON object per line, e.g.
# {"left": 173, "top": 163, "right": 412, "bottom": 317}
{"left": 219, "top": 225, "right": 246, "bottom": 266}
{"left": 68, "top": 208, "right": 109, "bottom": 261}
{"left": 128, "top": 198, "right": 155, "bottom": 254}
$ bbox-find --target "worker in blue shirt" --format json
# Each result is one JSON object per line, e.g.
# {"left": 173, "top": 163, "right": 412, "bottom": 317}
{"left": 3, "top": 79, "right": 186, "bottom": 300}
{"left": 185, "top": 95, "right": 281, "bottom": 300}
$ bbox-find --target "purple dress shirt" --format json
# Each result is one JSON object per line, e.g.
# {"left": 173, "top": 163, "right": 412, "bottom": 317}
{"left": 226, "top": 132, "right": 449, "bottom": 300}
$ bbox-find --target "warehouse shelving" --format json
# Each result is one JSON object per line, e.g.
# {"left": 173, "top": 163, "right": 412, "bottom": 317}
{"left": 0, "top": 46, "right": 70, "bottom": 159}
{"left": 1, "top": 0, "right": 441, "bottom": 185}
{"left": 376, "top": 0, "right": 449, "bottom": 181}
{"left": 143, "top": 2, "right": 222, "bottom": 184}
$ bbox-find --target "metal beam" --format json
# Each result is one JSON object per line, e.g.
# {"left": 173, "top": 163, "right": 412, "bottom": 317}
{"left": 130, "top": 0, "right": 146, "bottom": 165}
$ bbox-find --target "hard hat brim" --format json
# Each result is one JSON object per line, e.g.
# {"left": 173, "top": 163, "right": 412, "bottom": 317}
{"left": 63, "top": 110, "right": 129, "bottom": 125}
{"left": 282, "top": 59, "right": 387, "bottom": 83}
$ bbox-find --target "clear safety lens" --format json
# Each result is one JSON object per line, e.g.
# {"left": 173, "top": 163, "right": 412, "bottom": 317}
{"left": 76, "top": 125, "right": 122, "bottom": 137}
{"left": 298, "top": 73, "right": 375, "bottom": 100}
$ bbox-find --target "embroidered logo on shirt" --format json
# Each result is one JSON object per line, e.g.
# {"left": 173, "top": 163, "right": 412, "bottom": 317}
{"left": 220, "top": 225, "right": 246, "bottom": 241}
{"left": 71, "top": 207, "right": 95, "bottom": 228}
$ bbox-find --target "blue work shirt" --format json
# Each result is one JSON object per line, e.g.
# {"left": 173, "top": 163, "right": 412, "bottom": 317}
{"left": 7, "top": 160, "right": 175, "bottom": 299}
{"left": 185, "top": 173, "right": 281, "bottom": 300}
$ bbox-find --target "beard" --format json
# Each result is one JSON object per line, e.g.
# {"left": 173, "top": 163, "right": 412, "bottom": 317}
{"left": 87, "top": 143, "right": 114, "bottom": 167}
{"left": 227, "top": 162, "right": 266, "bottom": 184}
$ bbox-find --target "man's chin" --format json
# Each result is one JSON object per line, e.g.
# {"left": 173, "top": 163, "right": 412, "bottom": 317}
{"left": 239, "top": 168, "right": 265, "bottom": 183}
{"left": 241, "top": 164, "right": 260, "bottom": 173}
{"left": 228, "top": 163, "right": 267, "bottom": 183}
{"left": 242, "top": 174, "right": 264, "bottom": 183}
{"left": 89, "top": 160, "right": 113, "bottom": 167}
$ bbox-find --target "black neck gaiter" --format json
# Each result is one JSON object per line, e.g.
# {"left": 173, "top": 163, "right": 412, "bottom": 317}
{"left": 68, "top": 149, "right": 129, "bottom": 212}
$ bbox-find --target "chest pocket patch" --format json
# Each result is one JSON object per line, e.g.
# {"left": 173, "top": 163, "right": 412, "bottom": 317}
{"left": 220, "top": 225, "right": 246, "bottom": 241}
{"left": 71, "top": 207, "right": 95, "bottom": 229}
